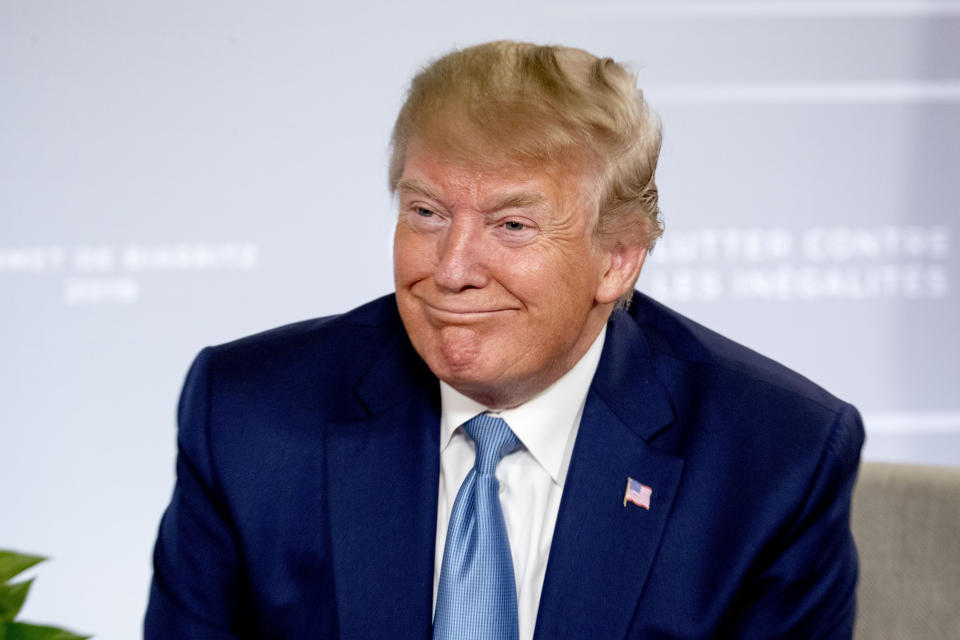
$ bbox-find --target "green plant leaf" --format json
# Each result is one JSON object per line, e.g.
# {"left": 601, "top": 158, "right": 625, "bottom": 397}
{"left": 0, "top": 579, "right": 34, "bottom": 623}
{"left": 0, "top": 553, "right": 46, "bottom": 584}
{"left": 0, "top": 552, "right": 90, "bottom": 638}
{"left": 4, "top": 622, "right": 91, "bottom": 640}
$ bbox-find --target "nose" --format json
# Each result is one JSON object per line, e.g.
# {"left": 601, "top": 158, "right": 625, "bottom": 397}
{"left": 434, "top": 217, "right": 489, "bottom": 292}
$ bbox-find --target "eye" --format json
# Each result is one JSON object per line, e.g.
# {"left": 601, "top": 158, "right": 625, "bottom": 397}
{"left": 493, "top": 217, "right": 538, "bottom": 246}
{"left": 404, "top": 204, "right": 446, "bottom": 232}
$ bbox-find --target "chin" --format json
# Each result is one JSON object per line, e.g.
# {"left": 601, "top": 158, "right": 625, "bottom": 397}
{"left": 416, "top": 340, "right": 503, "bottom": 400}
{"left": 427, "top": 343, "right": 496, "bottom": 386}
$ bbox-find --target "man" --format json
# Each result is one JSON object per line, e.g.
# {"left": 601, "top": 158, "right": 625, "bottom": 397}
{"left": 146, "top": 41, "right": 863, "bottom": 639}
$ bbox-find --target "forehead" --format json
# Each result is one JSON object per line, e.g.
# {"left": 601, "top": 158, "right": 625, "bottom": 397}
{"left": 399, "top": 138, "right": 599, "bottom": 212}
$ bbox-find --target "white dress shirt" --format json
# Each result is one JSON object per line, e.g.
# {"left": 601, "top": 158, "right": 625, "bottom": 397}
{"left": 433, "top": 326, "right": 607, "bottom": 640}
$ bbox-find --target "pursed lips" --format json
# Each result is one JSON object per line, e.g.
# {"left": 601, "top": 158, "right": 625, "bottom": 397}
{"left": 421, "top": 301, "right": 519, "bottom": 321}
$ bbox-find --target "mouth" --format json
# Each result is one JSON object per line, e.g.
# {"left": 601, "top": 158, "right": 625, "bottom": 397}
{"left": 422, "top": 301, "right": 518, "bottom": 322}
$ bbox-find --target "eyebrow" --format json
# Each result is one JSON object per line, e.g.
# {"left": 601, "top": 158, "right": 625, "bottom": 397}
{"left": 489, "top": 191, "right": 547, "bottom": 211}
{"left": 395, "top": 178, "right": 443, "bottom": 203}
{"left": 395, "top": 177, "right": 548, "bottom": 212}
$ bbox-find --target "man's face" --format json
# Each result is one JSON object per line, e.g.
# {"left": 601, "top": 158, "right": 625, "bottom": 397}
{"left": 393, "top": 139, "right": 627, "bottom": 408}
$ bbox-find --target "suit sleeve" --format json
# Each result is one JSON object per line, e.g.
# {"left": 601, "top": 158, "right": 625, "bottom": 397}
{"left": 145, "top": 348, "right": 250, "bottom": 638}
{"left": 732, "top": 402, "right": 865, "bottom": 639}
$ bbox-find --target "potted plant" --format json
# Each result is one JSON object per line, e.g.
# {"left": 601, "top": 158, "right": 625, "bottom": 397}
{"left": 0, "top": 550, "right": 90, "bottom": 639}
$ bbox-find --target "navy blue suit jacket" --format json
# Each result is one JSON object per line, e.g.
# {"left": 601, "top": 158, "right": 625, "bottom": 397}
{"left": 145, "top": 292, "right": 863, "bottom": 638}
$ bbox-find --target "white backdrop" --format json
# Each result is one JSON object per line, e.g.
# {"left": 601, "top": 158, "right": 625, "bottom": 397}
{"left": 2, "top": 1, "right": 958, "bottom": 638}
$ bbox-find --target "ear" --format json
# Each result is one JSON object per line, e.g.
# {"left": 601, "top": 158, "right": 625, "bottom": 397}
{"left": 595, "top": 242, "right": 648, "bottom": 305}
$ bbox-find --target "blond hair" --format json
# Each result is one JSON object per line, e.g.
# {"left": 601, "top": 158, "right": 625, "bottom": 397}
{"left": 389, "top": 40, "right": 663, "bottom": 249}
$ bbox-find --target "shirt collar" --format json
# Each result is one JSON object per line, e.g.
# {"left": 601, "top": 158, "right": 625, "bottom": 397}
{"left": 439, "top": 325, "right": 607, "bottom": 485}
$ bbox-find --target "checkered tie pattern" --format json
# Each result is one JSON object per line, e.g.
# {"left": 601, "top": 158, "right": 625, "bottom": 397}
{"left": 434, "top": 413, "right": 522, "bottom": 640}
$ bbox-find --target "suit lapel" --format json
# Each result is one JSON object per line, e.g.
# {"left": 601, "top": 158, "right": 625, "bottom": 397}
{"left": 325, "top": 328, "right": 440, "bottom": 639}
{"left": 534, "top": 310, "right": 685, "bottom": 639}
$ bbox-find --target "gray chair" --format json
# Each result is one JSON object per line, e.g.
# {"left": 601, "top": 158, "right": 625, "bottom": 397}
{"left": 852, "top": 462, "right": 960, "bottom": 639}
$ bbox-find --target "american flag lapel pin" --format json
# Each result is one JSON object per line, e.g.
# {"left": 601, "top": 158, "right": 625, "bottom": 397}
{"left": 623, "top": 477, "right": 652, "bottom": 510}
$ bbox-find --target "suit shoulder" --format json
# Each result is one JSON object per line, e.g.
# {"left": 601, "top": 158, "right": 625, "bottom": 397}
{"left": 629, "top": 292, "right": 847, "bottom": 414}
{"left": 209, "top": 294, "right": 399, "bottom": 359}
{"left": 185, "top": 294, "right": 404, "bottom": 404}
{"left": 624, "top": 293, "right": 864, "bottom": 519}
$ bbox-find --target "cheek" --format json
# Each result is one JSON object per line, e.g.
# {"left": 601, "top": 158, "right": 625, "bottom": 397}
{"left": 393, "top": 226, "right": 435, "bottom": 282}
{"left": 509, "top": 250, "right": 599, "bottom": 307}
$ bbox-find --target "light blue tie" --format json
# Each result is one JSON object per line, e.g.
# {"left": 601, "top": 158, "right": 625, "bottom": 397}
{"left": 434, "top": 413, "right": 522, "bottom": 640}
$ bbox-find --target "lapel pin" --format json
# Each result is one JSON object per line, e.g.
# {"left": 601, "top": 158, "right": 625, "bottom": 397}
{"left": 623, "top": 477, "right": 652, "bottom": 510}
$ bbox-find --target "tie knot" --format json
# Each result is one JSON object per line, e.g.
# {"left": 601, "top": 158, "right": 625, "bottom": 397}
{"left": 462, "top": 414, "right": 521, "bottom": 475}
